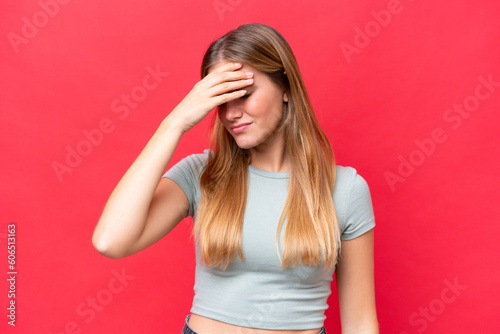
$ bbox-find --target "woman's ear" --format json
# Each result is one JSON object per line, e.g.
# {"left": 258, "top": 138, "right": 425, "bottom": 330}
{"left": 283, "top": 91, "right": 288, "bottom": 102}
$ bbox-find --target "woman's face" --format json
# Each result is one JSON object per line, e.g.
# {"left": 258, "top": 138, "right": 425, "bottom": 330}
{"left": 211, "top": 61, "right": 288, "bottom": 151}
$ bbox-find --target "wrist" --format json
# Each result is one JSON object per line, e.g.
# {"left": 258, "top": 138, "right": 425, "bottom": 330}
{"left": 158, "top": 115, "right": 187, "bottom": 137}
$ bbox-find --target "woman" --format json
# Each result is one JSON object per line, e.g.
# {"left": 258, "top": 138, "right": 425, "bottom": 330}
{"left": 92, "top": 23, "right": 378, "bottom": 334}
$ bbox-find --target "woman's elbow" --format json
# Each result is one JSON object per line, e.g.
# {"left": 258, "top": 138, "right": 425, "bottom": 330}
{"left": 92, "top": 233, "right": 125, "bottom": 259}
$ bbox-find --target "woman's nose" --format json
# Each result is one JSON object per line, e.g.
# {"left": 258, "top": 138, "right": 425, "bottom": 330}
{"left": 224, "top": 101, "right": 243, "bottom": 121}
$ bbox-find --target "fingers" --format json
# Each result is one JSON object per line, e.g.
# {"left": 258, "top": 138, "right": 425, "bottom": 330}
{"left": 208, "top": 61, "right": 243, "bottom": 75}
{"left": 213, "top": 89, "right": 248, "bottom": 106}
{"left": 203, "top": 62, "right": 243, "bottom": 86}
{"left": 204, "top": 62, "right": 253, "bottom": 88}
{"left": 205, "top": 73, "right": 253, "bottom": 93}
{"left": 199, "top": 62, "right": 254, "bottom": 108}
{"left": 210, "top": 77, "right": 253, "bottom": 98}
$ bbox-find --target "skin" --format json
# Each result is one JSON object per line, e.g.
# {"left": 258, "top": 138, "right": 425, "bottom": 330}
{"left": 336, "top": 229, "right": 379, "bottom": 333}
{"left": 92, "top": 60, "right": 378, "bottom": 333}
{"left": 214, "top": 60, "right": 290, "bottom": 172}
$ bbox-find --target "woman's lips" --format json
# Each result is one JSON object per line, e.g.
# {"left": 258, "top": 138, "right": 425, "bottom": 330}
{"left": 231, "top": 123, "right": 252, "bottom": 134}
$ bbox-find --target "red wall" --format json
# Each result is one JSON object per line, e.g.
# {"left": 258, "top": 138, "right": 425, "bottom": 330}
{"left": 1, "top": 0, "right": 499, "bottom": 333}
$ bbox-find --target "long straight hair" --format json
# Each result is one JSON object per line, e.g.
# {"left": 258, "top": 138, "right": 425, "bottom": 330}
{"left": 194, "top": 23, "right": 341, "bottom": 270}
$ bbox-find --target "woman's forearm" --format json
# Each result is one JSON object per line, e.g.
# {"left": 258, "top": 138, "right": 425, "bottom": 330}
{"left": 91, "top": 116, "right": 184, "bottom": 257}
{"left": 342, "top": 320, "right": 379, "bottom": 334}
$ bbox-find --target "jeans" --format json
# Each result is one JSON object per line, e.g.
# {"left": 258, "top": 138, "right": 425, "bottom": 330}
{"left": 181, "top": 314, "right": 327, "bottom": 334}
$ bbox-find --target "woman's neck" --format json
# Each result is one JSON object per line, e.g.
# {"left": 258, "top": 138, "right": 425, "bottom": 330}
{"left": 249, "top": 132, "right": 289, "bottom": 173}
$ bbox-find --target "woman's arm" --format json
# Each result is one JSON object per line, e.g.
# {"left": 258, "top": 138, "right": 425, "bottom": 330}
{"left": 91, "top": 118, "right": 187, "bottom": 259}
{"left": 335, "top": 229, "right": 379, "bottom": 334}
{"left": 92, "top": 62, "right": 254, "bottom": 259}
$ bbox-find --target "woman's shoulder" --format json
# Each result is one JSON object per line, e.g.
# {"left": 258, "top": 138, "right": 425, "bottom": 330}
{"left": 169, "top": 148, "right": 212, "bottom": 175}
{"left": 334, "top": 164, "right": 360, "bottom": 183}
{"left": 333, "top": 164, "right": 375, "bottom": 239}
{"left": 181, "top": 148, "right": 212, "bottom": 164}
{"left": 333, "top": 164, "right": 372, "bottom": 198}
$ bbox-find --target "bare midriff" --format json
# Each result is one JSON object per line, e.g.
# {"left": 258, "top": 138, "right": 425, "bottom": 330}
{"left": 188, "top": 313, "right": 322, "bottom": 334}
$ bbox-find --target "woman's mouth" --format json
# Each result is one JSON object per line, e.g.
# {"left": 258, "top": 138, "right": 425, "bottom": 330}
{"left": 231, "top": 123, "right": 252, "bottom": 134}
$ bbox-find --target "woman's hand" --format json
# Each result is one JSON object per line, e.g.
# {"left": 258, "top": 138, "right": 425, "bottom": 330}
{"left": 167, "top": 62, "right": 254, "bottom": 134}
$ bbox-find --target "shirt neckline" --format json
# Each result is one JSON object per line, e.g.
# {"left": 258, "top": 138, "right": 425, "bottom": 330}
{"left": 248, "top": 164, "right": 289, "bottom": 179}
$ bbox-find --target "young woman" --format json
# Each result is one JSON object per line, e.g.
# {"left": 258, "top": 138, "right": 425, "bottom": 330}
{"left": 92, "top": 23, "right": 379, "bottom": 334}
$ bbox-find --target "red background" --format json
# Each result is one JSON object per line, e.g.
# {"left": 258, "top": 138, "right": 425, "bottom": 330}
{"left": 1, "top": 0, "right": 499, "bottom": 333}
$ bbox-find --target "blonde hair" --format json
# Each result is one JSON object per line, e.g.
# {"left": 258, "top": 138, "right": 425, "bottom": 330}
{"left": 194, "top": 23, "right": 340, "bottom": 270}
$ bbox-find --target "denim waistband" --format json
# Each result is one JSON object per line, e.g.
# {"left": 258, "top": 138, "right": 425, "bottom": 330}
{"left": 181, "top": 314, "right": 327, "bottom": 334}
{"left": 181, "top": 314, "right": 197, "bottom": 334}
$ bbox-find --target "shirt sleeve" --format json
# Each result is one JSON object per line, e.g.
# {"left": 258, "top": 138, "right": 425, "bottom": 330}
{"left": 161, "top": 155, "right": 198, "bottom": 218}
{"left": 341, "top": 171, "right": 376, "bottom": 240}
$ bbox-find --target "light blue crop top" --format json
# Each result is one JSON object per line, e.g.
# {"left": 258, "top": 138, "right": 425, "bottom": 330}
{"left": 162, "top": 149, "right": 376, "bottom": 330}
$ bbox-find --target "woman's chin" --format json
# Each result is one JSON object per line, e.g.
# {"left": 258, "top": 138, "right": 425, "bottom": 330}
{"left": 234, "top": 139, "right": 255, "bottom": 150}
{"left": 236, "top": 143, "right": 253, "bottom": 150}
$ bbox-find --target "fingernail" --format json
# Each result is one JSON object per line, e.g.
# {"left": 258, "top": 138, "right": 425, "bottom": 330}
{"left": 245, "top": 72, "right": 253, "bottom": 78}
{"left": 234, "top": 62, "right": 242, "bottom": 67}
